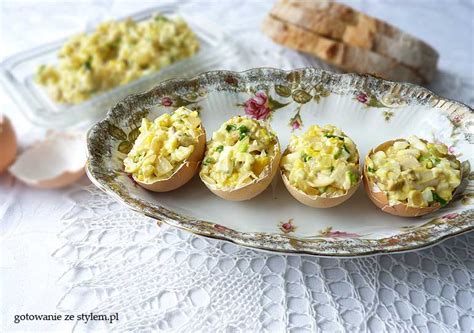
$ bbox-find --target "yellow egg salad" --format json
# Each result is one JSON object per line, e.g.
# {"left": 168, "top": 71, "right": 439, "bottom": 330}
{"left": 365, "top": 136, "right": 461, "bottom": 208}
{"left": 200, "top": 116, "right": 278, "bottom": 189}
{"left": 36, "top": 14, "right": 199, "bottom": 104}
{"left": 123, "top": 107, "right": 203, "bottom": 182}
{"left": 281, "top": 125, "right": 360, "bottom": 197}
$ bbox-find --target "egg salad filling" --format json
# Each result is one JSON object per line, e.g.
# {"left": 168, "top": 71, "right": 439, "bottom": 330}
{"left": 123, "top": 107, "right": 203, "bottom": 183}
{"left": 281, "top": 125, "right": 360, "bottom": 197}
{"left": 200, "top": 116, "right": 277, "bottom": 189}
{"left": 36, "top": 14, "right": 199, "bottom": 104}
{"left": 365, "top": 136, "right": 461, "bottom": 208}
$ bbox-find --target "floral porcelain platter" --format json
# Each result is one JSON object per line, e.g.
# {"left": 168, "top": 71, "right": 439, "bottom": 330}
{"left": 86, "top": 67, "right": 474, "bottom": 257}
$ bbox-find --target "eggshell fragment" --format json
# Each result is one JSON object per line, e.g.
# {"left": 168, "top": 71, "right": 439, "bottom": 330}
{"left": 9, "top": 132, "right": 86, "bottom": 188}
{"left": 205, "top": 143, "right": 281, "bottom": 201}
{"left": 281, "top": 168, "right": 361, "bottom": 208}
{"left": 363, "top": 139, "right": 459, "bottom": 217}
{"left": 133, "top": 129, "right": 206, "bottom": 192}
{"left": 0, "top": 115, "right": 17, "bottom": 173}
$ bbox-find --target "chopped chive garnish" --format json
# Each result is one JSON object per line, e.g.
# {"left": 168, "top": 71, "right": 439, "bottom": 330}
{"left": 334, "top": 150, "right": 342, "bottom": 159}
{"left": 237, "top": 126, "right": 249, "bottom": 140}
{"left": 226, "top": 124, "right": 236, "bottom": 132}
{"left": 203, "top": 157, "right": 215, "bottom": 165}
{"left": 216, "top": 145, "right": 224, "bottom": 153}
{"left": 301, "top": 153, "right": 312, "bottom": 162}
{"left": 367, "top": 167, "right": 375, "bottom": 172}
{"left": 154, "top": 15, "right": 169, "bottom": 22}
{"left": 432, "top": 191, "right": 447, "bottom": 206}
{"left": 324, "top": 133, "right": 344, "bottom": 140}
{"left": 238, "top": 125, "right": 249, "bottom": 134}
{"left": 348, "top": 171, "right": 358, "bottom": 184}
{"left": 84, "top": 57, "right": 93, "bottom": 70}
{"left": 343, "top": 144, "right": 350, "bottom": 154}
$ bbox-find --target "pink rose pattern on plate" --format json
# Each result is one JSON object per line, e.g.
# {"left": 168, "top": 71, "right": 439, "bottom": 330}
{"left": 244, "top": 91, "right": 271, "bottom": 120}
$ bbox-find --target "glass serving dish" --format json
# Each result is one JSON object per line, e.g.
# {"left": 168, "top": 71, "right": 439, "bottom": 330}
{"left": 0, "top": 5, "right": 234, "bottom": 128}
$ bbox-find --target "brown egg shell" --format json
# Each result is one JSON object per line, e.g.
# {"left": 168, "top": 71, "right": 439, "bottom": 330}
{"left": 0, "top": 115, "right": 18, "bottom": 173}
{"left": 9, "top": 131, "right": 86, "bottom": 189}
{"left": 281, "top": 169, "right": 361, "bottom": 208}
{"left": 133, "top": 128, "right": 206, "bottom": 192}
{"left": 362, "top": 138, "right": 460, "bottom": 217}
{"left": 203, "top": 141, "right": 281, "bottom": 201}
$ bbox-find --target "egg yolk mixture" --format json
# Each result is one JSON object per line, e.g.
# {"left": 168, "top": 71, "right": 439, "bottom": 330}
{"left": 124, "top": 107, "right": 202, "bottom": 183}
{"left": 281, "top": 125, "right": 360, "bottom": 197}
{"left": 36, "top": 14, "right": 199, "bottom": 104}
{"left": 200, "top": 116, "right": 277, "bottom": 189}
{"left": 365, "top": 136, "right": 461, "bottom": 208}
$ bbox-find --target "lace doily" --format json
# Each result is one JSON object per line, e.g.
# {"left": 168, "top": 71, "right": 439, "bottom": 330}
{"left": 52, "top": 186, "right": 473, "bottom": 332}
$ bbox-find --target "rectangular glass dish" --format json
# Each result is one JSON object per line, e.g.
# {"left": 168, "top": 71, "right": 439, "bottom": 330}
{"left": 0, "top": 5, "right": 234, "bottom": 128}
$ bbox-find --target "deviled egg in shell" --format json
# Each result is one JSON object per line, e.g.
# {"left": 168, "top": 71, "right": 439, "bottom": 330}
{"left": 280, "top": 125, "right": 361, "bottom": 208}
{"left": 363, "top": 136, "right": 462, "bottom": 217}
{"left": 124, "top": 107, "right": 205, "bottom": 192}
{"left": 199, "top": 116, "right": 280, "bottom": 201}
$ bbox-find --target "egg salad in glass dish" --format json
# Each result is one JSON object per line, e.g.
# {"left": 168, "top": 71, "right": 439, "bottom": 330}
{"left": 123, "top": 107, "right": 205, "bottom": 192}
{"left": 280, "top": 124, "right": 361, "bottom": 208}
{"left": 199, "top": 116, "right": 281, "bottom": 201}
{"left": 36, "top": 14, "right": 199, "bottom": 104}
{"left": 364, "top": 136, "right": 462, "bottom": 217}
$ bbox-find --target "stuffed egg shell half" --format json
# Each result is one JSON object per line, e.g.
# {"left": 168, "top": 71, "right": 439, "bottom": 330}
{"left": 363, "top": 136, "right": 462, "bottom": 217}
{"left": 280, "top": 125, "right": 361, "bottom": 208}
{"left": 199, "top": 116, "right": 281, "bottom": 201}
{"left": 123, "top": 107, "right": 205, "bottom": 192}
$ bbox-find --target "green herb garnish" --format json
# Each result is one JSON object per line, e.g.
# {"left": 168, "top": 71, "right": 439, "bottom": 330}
{"left": 238, "top": 125, "right": 249, "bottom": 134}
{"left": 343, "top": 144, "right": 350, "bottom": 154}
{"left": 154, "top": 15, "right": 170, "bottom": 22}
{"left": 301, "top": 153, "right": 312, "bottom": 162}
{"left": 203, "top": 157, "right": 215, "bottom": 166}
{"left": 334, "top": 149, "right": 342, "bottom": 159}
{"left": 367, "top": 167, "right": 375, "bottom": 173}
{"left": 238, "top": 125, "right": 249, "bottom": 140}
{"left": 84, "top": 57, "right": 93, "bottom": 71}
{"left": 432, "top": 191, "right": 447, "bottom": 206}
{"left": 226, "top": 124, "right": 236, "bottom": 132}
{"left": 348, "top": 171, "right": 358, "bottom": 184}
{"left": 324, "top": 134, "right": 344, "bottom": 140}
{"left": 216, "top": 145, "right": 224, "bottom": 153}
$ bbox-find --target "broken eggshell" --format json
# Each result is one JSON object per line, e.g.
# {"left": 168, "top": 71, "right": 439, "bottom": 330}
{"left": 362, "top": 138, "right": 462, "bottom": 217}
{"left": 0, "top": 115, "right": 18, "bottom": 173}
{"left": 132, "top": 129, "right": 207, "bottom": 192}
{"left": 9, "top": 132, "right": 86, "bottom": 188}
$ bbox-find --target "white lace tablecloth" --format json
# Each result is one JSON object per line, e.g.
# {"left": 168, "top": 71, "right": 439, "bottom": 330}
{"left": 1, "top": 1, "right": 473, "bottom": 332}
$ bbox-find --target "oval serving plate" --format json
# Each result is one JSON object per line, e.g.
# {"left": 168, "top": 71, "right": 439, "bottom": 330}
{"left": 86, "top": 68, "right": 474, "bottom": 257}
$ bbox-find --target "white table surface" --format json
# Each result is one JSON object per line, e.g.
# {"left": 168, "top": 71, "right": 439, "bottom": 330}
{"left": 0, "top": 1, "right": 473, "bottom": 332}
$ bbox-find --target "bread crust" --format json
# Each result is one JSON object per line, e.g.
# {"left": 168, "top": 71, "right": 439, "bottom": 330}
{"left": 262, "top": 15, "right": 423, "bottom": 84}
{"left": 270, "top": 0, "right": 438, "bottom": 82}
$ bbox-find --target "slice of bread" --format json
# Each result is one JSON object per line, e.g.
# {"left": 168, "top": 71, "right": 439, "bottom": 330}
{"left": 271, "top": 0, "right": 438, "bottom": 83}
{"left": 262, "top": 15, "right": 423, "bottom": 84}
